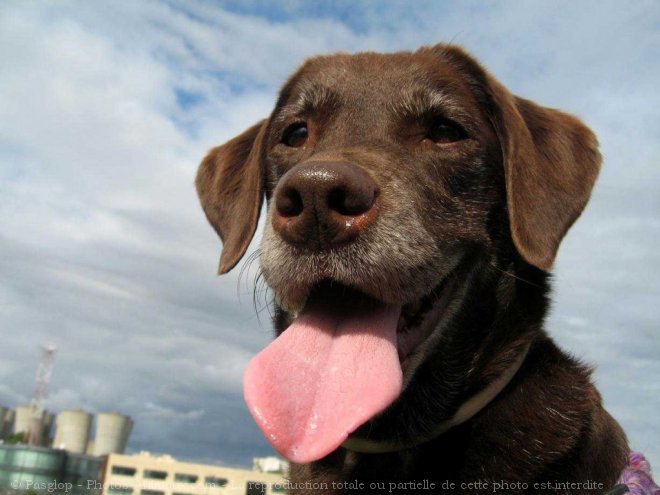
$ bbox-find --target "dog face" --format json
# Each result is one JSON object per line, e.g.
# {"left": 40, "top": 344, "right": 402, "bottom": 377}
{"left": 260, "top": 50, "right": 502, "bottom": 315}
{"left": 196, "top": 44, "right": 601, "bottom": 462}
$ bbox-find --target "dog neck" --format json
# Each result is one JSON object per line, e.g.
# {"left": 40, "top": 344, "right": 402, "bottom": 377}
{"left": 342, "top": 342, "right": 531, "bottom": 454}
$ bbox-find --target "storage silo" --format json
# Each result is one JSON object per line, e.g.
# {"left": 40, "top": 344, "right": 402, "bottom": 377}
{"left": 12, "top": 405, "right": 32, "bottom": 435}
{"left": 53, "top": 409, "right": 92, "bottom": 454}
{"left": 92, "top": 412, "right": 133, "bottom": 456}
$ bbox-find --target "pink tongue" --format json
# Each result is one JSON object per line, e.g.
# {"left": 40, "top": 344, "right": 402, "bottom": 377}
{"left": 244, "top": 303, "right": 403, "bottom": 463}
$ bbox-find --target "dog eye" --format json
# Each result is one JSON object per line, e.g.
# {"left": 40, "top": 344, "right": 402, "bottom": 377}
{"left": 427, "top": 119, "right": 466, "bottom": 144}
{"left": 281, "top": 123, "right": 308, "bottom": 147}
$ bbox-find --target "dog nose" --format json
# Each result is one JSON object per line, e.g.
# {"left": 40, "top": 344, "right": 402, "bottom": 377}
{"left": 273, "top": 161, "right": 379, "bottom": 247}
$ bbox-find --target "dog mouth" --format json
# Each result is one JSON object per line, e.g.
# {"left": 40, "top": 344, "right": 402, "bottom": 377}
{"left": 301, "top": 278, "right": 453, "bottom": 368}
{"left": 243, "top": 273, "right": 456, "bottom": 464}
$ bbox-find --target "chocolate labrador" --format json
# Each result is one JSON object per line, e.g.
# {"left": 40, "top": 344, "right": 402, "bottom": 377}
{"left": 196, "top": 44, "right": 630, "bottom": 493}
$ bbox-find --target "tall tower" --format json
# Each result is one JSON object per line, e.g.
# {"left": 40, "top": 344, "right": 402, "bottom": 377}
{"left": 27, "top": 345, "right": 57, "bottom": 446}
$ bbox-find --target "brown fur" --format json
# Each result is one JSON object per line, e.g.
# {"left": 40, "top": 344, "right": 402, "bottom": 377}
{"left": 196, "top": 120, "right": 267, "bottom": 274}
{"left": 196, "top": 44, "right": 628, "bottom": 494}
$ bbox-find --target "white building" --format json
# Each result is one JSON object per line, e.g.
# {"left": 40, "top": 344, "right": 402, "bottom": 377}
{"left": 102, "top": 452, "right": 286, "bottom": 495}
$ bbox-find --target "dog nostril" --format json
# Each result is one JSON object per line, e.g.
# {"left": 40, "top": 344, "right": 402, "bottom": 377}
{"left": 277, "top": 188, "right": 304, "bottom": 217}
{"left": 328, "top": 187, "right": 376, "bottom": 216}
{"left": 328, "top": 188, "right": 349, "bottom": 215}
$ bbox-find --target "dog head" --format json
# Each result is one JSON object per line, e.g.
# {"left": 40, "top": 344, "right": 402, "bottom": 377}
{"left": 196, "top": 44, "right": 600, "bottom": 462}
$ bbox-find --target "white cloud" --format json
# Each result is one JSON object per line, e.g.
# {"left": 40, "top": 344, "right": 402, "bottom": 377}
{"left": 141, "top": 403, "right": 205, "bottom": 421}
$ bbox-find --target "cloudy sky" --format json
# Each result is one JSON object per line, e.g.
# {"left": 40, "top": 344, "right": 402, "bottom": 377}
{"left": 1, "top": 0, "right": 658, "bottom": 469}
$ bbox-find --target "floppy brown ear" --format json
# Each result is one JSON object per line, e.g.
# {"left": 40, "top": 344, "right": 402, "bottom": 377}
{"left": 196, "top": 120, "right": 267, "bottom": 274}
{"left": 487, "top": 79, "right": 601, "bottom": 271}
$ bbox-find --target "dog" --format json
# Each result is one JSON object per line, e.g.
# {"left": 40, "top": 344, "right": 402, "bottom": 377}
{"left": 196, "top": 44, "right": 632, "bottom": 493}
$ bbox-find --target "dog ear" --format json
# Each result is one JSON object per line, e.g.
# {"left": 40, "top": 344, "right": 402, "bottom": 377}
{"left": 487, "top": 78, "right": 601, "bottom": 271}
{"left": 196, "top": 120, "right": 267, "bottom": 274}
{"left": 428, "top": 44, "right": 601, "bottom": 271}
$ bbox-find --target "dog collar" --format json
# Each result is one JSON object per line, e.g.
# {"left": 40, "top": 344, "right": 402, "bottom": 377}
{"left": 342, "top": 342, "right": 531, "bottom": 454}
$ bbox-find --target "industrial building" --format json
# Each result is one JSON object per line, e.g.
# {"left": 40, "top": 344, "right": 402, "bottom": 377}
{"left": 50, "top": 409, "right": 133, "bottom": 456}
{"left": 0, "top": 404, "right": 287, "bottom": 495}
{"left": 10, "top": 407, "right": 32, "bottom": 438}
{"left": 1, "top": 405, "right": 133, "bottom": 457}
{"left": 1, "top": 405, "right": 288, "bottom": 495}
{"left": 0, "top": 405, "right": 134, "bottom": 494}
{"left": 52, "top": 409, "right": 92, "bottom": 453}
{"left": 0, "top": 446, "right": 287, "bottom": 495}
{"left": 102, "top": 452, "right": 286, "bottom": 495}
{"left": 93, "top": 413, "right": 133, "bottom": 457}
{"left": 0, "top": 350, "right": 136, "bottom": 494}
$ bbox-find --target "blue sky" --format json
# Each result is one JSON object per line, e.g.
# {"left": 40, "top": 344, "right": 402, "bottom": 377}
{"left": 0, "top": 0, "right": 658, "bottom": 469}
